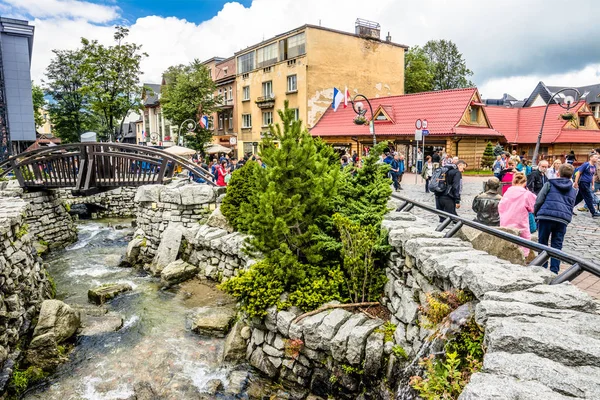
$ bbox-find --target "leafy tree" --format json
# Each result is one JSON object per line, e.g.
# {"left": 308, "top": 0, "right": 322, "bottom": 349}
{"left": 44, "top": 49, "right": 97, "bottom": 143}
{"left": 422, "top": 39, "right": 474, "bottom": 90}
{"left": 493, "top": 143, "right": 505, "bottom": 157}
{"left": 79, "top": 26, "right": 146, "bottom": 141}
{"left": 481, "top": 142, "right": 495, "bottom": 168}
{"left": 160, "top": 60, "right": 220, "bottom": 151}
{"left": 404, "top": 46, "right": 434, "bottom": 94}
{"left": 221, "top": 161, "right": 259, "bottom": 231}
{"left": 31, "top": 83, "right": 45, "bottom": 129}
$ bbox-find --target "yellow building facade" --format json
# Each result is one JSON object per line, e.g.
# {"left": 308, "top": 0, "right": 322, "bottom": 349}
{"left": 234, "top": 24, "right": 407, "bottom": 155}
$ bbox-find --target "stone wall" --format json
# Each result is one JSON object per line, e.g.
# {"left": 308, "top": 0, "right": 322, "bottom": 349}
{"left": 0, "top": 197, "right": 53, "bottom": 391}
{"left": 57, "top": 187, "right": 137, "bottom": 219}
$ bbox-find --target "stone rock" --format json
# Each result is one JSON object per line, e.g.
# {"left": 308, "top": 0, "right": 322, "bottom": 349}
{"left": 88, "top": 283, "right": 132, "bottom": 305}
{"left": 160, "top": 259, "right": 199, "bottom": 287}
{"left": 393, "top": 282, "right": 419, "bottom": 324}
{"left": 240, "top": 326, "right": 251, "bottom": 340}
{"left": 30, "top": 300, "right": 80, "bottom": 347}
{"left": 225, "top": 370, "right": 248, "bottom": 395}
{"left": 206, "top": 207, "right": 234, "bottom": 233}
{"left": 364, "top": 331, "right": 384, "bottom": 376}
{"left": 33, "top": 241, "right": 48, "bottom": 256}
{"left": 330, "top": 314, "right": 366, "bottom": 362}
{"left": 134, "top": 185, "right": 162, "bottom": 203}
{"left": 277, "top": 310, "right": 297, "bottom": 337}
{"left": 300, "top": 311, "right": 329, "bottom": 349}
{"left": 132, "top": 382, "right": 157, "bottom": 400}
{"left": 150, "top": 224, "right": 183, "bottom": 275}
{"left": 222, "top": 320, "right": 247, "bottom": 363}
{"left": 482, "top": 351, "right": 600, "bottom": 399}
{"left": 79, "top": 312, "right": 123, "bottom": 336}
{"left": 460, "top": 372, "right": 573, "bottom": 399}
{"left": 346, "top": 319, "right": 384, "bottom": 365}
{"left": 457, "top": 225, "right": 527, "bottom": 265}
{"left": 180, "top": 185, "right": 216, "bottom": 205}
{"left": 204, "top": 379, "right": 223, "bottom": 395}
{"left": 252, "top": 328, "right": 265, "bottom": 346}
{"left": 125, "top": 237, "right": 144, "bottom": 265}
{"left": 315, "top": 308, "right": 352, "bottom": 351}
{"left": 189, "top": 305, "right": 236, "bottom": 337}
{"left": 249, "top": 347, "right": 278, "bottom": 378}
{"left": 263, "top": 344, "right": 284, "bottom": 358}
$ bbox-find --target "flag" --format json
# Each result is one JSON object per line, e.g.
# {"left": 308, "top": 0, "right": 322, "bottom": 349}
{"left": 344, "top": 86, "right": 350, "bottom": 108}
{"left": 332, "top": 87, "right": 344, "bottom": 112}
{"left": 199, "top": 115, "right": 209, "bottom": 129}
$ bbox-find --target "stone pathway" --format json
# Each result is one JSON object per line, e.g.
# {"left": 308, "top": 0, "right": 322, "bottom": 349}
{"left": 396, "top": 173, "right": 600, "bottom": 299}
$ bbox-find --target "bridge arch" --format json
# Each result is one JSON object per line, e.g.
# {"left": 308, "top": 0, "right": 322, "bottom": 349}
{"left": 0, "top": 143, "right": 215, "bottom": 194}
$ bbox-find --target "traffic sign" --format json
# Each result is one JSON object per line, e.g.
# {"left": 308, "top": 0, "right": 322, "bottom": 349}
{"left": 422, "top": 120, "right": 428, "bottom": 129}
{"left": 415, "top": 119, "right": 422, "bottom": 129}
{"left": 422, "top": 130, "right": 430, "bottom": 136}
{"left": 229, "top": 137, "right": 237, "bottom": 145}
{"left": 415, "top": 129, "right": 423, "bottom": 141}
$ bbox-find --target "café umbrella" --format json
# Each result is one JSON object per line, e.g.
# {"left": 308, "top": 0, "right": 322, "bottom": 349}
{"left": 205, "top": 144, "right": 232, "bottom": 154}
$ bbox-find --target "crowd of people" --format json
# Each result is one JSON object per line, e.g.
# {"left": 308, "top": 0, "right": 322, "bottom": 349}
{"left": 189, "top": 152, "right": 264, "bottom": 187}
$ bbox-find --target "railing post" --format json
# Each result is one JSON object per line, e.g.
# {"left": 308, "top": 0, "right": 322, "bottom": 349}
{"left": 528, "top": 251, "right": 550, "bottom": 267}
{"left": 444, "top": 221, "right": 463, "bottom": 238}
{"left": 551, "top": 263, "right": 583, "bottom": 284}
{"left": 396, "top": 201, "right": 408, "bottom": 212}
{"left": 435, "top": 217, "right": 452, "bottom": 232}
{"left": 404, "top": 203, "right": 414, "bottom": 212}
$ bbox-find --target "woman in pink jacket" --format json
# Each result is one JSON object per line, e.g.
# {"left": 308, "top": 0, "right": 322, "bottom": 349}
{"left": 498, "top": 172, "right": 537, "bottom": 257}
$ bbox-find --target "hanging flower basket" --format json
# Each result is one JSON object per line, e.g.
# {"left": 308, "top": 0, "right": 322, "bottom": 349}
{"left": 560, "top": 113, "right": 575, "bottom": 121}
{"left": 353, "top": 116, "right": 367, "bottom": 125}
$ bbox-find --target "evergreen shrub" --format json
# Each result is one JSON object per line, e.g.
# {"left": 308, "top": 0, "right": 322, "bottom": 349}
{"left": 480, "top": 142, "right": 495, "bottom": 169}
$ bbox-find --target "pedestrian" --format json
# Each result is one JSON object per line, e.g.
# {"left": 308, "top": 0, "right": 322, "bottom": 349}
{"left": 498, "top": 172, "right": 537, "bottom": 257}
{"left": 340, "top": 156, "right": 350, "bottom": 169}
{"left": 500, "top": 152, "right": 508, "bottom": 168}
{"left": 383, "top": 151, "right": 394, "bottom": 165}
{"left": 547, "top": 159, "right": 561, "bottom": 179}
{"left": 390, "top": 153, "right": 402, "bottom": 191}
{"left": 432, "top": 150, "right": 441, "bottom": 169}
{"left": 492, "top": 155, "right": 503, "bottom": 179}
{"left": 422, "top": 155, "right": 434, "bottom": 193}
{"left": 352, "top": 150, "right": 358, "bottom": 164}
{"left": 509, "top": 150, "right": 520, "bottom": 165}
{"left": 215, "top": 160, "right": 229, "bottom": 187}
{"left": 534, "top": 163, "right": 577, "bottom": 273}
{"left": 573, "top": 153, "right": 599, "bottom": 217}
{"left": 416, "top": 148, "right": 423, "bottom": 174}
{"left": 499, "top": 160, "right": 517, "bottom": 195}
{"left": 525, "top": 160, "right": 532, "bottom": 176}
{"left": 434, "top": 159, "right": 466, "bottom": 222}
{"left": 566, "top": 150, "right": 577, "bottom": 165}
{"left": 526, "top": 160, "right": 549, "bottom": 195}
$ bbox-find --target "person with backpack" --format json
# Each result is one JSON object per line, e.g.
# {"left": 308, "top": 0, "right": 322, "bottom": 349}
{"left": 573, "top": 153, "right": 599, "bottom": 217}
{"left": 432, "top": 159, "right": 467, "bottom": 222}
{"left": 534, "top": 163, "right": 577, "bottom": 273}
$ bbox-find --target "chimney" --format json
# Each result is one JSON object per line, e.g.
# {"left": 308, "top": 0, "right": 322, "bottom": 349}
{"left": 386, "top": 32, "right": 391, "bottom": 42}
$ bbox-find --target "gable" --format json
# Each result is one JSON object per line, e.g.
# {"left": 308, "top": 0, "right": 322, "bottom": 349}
{"left": 457, "top": 91, "right": 493, "bottom": 128}
{"left": 372, "top": 105, "right": 395, "bottom": 123}
{"left": 530, "top": 94, "right": 547, "bottom": 107}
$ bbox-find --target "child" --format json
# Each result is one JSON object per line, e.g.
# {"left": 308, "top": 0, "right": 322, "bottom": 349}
{"left": 534, "top": 164, "right": 577, "bottom": 273}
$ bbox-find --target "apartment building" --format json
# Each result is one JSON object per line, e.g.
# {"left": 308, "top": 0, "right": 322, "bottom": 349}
{"left": 233, "top": 20, "right": 407, "bottom": 155}
{"left": 204, "top": 57, "right": 238, "bottom": 154}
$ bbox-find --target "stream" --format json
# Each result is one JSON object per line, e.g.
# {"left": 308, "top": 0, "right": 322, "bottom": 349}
{"left": 23, "top": 219, "right": 271, "bottom": 400}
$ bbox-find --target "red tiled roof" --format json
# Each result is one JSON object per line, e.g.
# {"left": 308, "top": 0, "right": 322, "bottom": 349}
{"left": 310, "top": 88, "right": 502, "bottom": 138}
{"left": 485, "top": 103, "right": 600, "bottom": 144}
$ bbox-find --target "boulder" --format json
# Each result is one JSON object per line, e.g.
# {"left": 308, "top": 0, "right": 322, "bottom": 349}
{"left": 150, "top": 224, "right": 183, "bottom": 275}
{"left": 79, "top": 312, "right": 124, "bottom": 336}
{"left": 249, "top": 347, "right": 278, "bottom": 378}
{"left": 457, "top": 225, "right": 526, "bottom": 265}
{"left": 222, "top": 320, "right": 248, "bottom": 363}
{"left": 460, "top": 372, "right": 573, "bottom": 399}
{"left": 88, "top": 283, "right": 132, "bottom": 305}
{"left": 204, "top": 379, "right": 224, "bottom": 395}
{"left": 206, "top": 207, "right": 234, "bottom": 233}
{"left": 125, "top": 236, "right": 145, "bottom": 266}
{"left": 131, "top": 381, "right": 157, "bottom": 400}
{"left": 364, "top": 331, "right": 385, "bottom": 376}
{"left": 188, "top": 305, "right": 236, "bottom": 337}
{"left": 160, "top": 259, "right": 199, "bottom": 287}
{"left": 330, "top": 314, "right": 367, "bottom": 362}
{"left": 345, "top": 319, "right": 383, "bottom": 365}
{"left": 315, "top": 308, "right": 352, "bottom": 351}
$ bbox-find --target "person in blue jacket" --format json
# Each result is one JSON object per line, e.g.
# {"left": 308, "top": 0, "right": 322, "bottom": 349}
{"left": 534, "top": 163, "right": 577, "bottom": 273}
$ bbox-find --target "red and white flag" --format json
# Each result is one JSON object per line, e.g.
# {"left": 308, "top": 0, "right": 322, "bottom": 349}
{"left": 344, "top": 86, "right": 350, "bottom": 108}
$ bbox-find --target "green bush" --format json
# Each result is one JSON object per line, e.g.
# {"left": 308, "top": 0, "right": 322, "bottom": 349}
{"left": 480, "top": 142, "right": 495, "bottom": 169}
{"left": 288, "top": 267, "right": 345, "bottom": 311}
{"left": 9, "top": 366, "right": 47, "bottom": 397}
{"left": 221, "top": 161, "right": 259, "bottom": 231}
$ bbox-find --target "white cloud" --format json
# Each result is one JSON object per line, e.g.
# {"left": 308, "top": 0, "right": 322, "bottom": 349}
{"left": 11, "top": 0, "right": 600, "bottom": 101}
{"left": 3, "top": 0, "right": 119, "bottom": 23}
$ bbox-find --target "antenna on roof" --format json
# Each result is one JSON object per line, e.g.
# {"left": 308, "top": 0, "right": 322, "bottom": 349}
{"left": 319, "top": 19, "right": 321, "bottom": 26}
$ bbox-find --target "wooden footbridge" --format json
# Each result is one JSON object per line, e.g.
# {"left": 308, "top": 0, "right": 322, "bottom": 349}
{"left": 0, "top": 143, "right": 215, "bottom": 195}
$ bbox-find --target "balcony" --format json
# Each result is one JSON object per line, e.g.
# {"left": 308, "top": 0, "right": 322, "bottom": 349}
{"left": 256, "top": 95, "right": 275, "bottom": 109}
{"left": 217, "top": 98, "right": 234, "bottom": 109}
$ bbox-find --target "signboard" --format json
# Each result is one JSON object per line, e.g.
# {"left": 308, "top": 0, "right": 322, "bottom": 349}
{"left": 414, "top": 129, "right": 423, "bottom": 141}
{"left": 229, "top": 137, "right": 237, "bottom": 145}
{"left": 422, "top": 120, "right": 428, "bottom": 129}
{"left": 415, "top": 119, "right": 422, "bottom": 129}
{"left": 422, "top": 130, "right": 430, "bottom": 136}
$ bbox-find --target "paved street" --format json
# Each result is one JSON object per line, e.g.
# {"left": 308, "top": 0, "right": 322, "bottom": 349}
{"left": 396, "top": 173, "right": 600, "bottom": 299}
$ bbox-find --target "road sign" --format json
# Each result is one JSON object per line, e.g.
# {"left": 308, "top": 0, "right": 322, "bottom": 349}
{"left": 415, "top": 119, "right": 422, "bottom": 129}
{"left": 229, "top": 137, "right": 237, "bottom": 145}
{"left": 422, "top": 120, "right": 428, "bottom": 129}
{"left": 415, "top": 129, "right": 423, "bottom": 141}
{"left": 422, "top": 130, "right": 430, "bottom": 136}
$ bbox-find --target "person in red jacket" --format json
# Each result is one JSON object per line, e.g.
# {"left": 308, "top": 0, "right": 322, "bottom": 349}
{"left": 215, "top": 160, "right": 229, "bottom": 187}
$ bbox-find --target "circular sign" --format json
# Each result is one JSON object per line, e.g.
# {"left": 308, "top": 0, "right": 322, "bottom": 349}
{"left": 229, "top": 137, "right": 237, "bottom": 145}
{"left": 422, "top": 119, "right": 428, "bottom": 129}
{"left": 415, "top": 119, "right": 422, "bottom": 129}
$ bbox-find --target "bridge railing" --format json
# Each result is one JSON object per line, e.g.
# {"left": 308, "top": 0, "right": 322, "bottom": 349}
{"left": 0, "top": 143, "right": 215, "bottom": 193}
{"left": 391, "top": 193, "right": 600, "bottom": 285}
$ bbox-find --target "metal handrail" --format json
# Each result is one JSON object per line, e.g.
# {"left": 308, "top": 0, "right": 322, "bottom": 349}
{"left": 391, "top": 193, "right": 600, "bottom": 285}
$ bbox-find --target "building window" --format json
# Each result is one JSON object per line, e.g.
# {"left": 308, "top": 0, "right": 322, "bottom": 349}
{"left": 242, "top": 73, "right": 249, "bottom": 80}
{"left": 257, "top": 42, "right": 278, "bottom": 68}
{"left": 243, "top": 142, "right": 254, "bottom": 155}
{"left": 238, "top": 52, "right": 255, "bottom": 74}
{"left": 208, "top": 116, "right": 214, "bottom": 130}
{"left": 243, "top": 86, "right": 250, "bottom": 101}
{"left": 218, "top": 113, "right": 224, "bottom": 130}
{"left": 229, "top": 86, "right": 233, "bottom": 100}
{"left": 263, "top": 67, "right": 272, "bottom": 73}
{"left": 223, "top": 67, "right": 228, "bottom": 75}
{"left": 262, "top": 111, "right": 273, "bottom": 127}
{"left": 592, "top": 105, "right": 599, "bottom": 119}
{"left": 470, "top": 107, "right": 478, "bottom": 123}
{"left": 228, "top": 112, "right": 233, "bottom": 130}
{"left": 293, "top": 108, "right": 300, "bottom": 121}
{"left": 287, "top": 75, "right": 297, "bottom": 93}
{"left": 287, "top": 59, "right": 296, "bottom": 67}
{"left": 280, "top": 32, "right": 306, "bottom": 60}
{"left": 262, "top": 81, "right": 273, "bottom": 98}
{"left": 242, "top": 114, "right": 252, "bottom": 128}
{"left": 222, "top": 88, "right": 227, "bottom": 101}
{"left": 579, "top": 116, "right": 586, "bottom": 126}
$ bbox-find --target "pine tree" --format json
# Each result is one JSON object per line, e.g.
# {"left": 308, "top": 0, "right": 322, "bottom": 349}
{"left": 220, "top": 161, "right": 259, "bottom": 232}
{"left": 481, "top": 142, "right": 495, "bottom": 168}
{"left": 493, "top": 143, "right": 505, "bottom": 157}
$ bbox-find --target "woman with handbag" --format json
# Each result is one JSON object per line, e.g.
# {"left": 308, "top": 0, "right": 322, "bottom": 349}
{"left": 498, "top": 172, "right": 537, "bottom": 257}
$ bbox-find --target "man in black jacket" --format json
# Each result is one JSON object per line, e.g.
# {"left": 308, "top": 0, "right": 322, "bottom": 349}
{"left": 526, "top": 160, "right": 549, "bottom": 195}
{"left": 435, "top": 160, "right": 466, "bottom": 222}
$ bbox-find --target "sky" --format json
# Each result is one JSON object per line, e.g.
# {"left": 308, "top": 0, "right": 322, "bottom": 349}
{"left": 2, "top": 0, "right": 599, "bottom": 100}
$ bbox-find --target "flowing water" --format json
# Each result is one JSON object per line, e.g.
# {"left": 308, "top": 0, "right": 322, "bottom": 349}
{"left": 23, "top": 220, "right": 268, "bottom": 400}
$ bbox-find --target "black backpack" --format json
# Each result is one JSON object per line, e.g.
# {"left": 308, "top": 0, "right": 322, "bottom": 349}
{"left": 429, "top": 166, "right": 450, "bottom": 194}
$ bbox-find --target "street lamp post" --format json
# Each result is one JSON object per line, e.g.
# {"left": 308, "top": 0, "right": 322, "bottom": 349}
{"left": 351, "top": 94, "right": 376, "bottom": 146}
{"left": 177, "top": 119, "right": 197, "bottom": 146}
{"left": 532, "top": 88, "right": 581, "bottom": 167}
